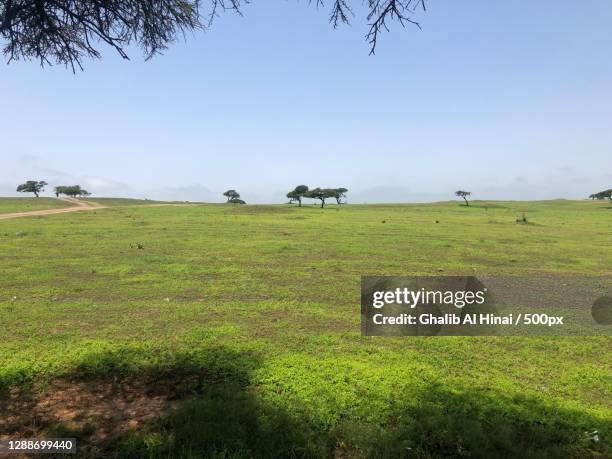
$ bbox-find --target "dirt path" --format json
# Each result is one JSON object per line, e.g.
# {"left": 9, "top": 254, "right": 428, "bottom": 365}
{"left": 0, "top": 197, "right": 107, "bottom": 221}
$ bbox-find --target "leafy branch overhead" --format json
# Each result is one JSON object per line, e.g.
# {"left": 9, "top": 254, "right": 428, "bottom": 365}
{"left": 0, "top": 0, "right": 427, "bottom": 70}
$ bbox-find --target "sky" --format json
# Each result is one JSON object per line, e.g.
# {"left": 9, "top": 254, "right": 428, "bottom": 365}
{"left": 1, "top": 0, "right": 611, "bottom": 203}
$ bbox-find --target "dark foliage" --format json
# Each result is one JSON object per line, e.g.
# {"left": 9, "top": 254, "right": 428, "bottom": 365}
{"left": 223, "top": 189, "right": 240, "bottom": 202}
{"left": 54, "top": 185, "right": 90, "bottom": 197}
{"left": 589, "top": 189, "right": 612, "bottom": 201}
{"left": 16, "top": 180, "right": 47, "bottom": 197}
{"left": 455, "top": 190, "right": 471, "bottom": 206}
{"left": 287, "top": 185, "right": 309, "bottom": 207}
{"left": 0, "top": 1, "right": 427, "bottom": 70}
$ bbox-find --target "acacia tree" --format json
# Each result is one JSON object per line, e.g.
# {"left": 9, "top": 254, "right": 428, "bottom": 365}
{"left": 54, "top": 185, "right": 67, "bottom": 197}
{"left": 223, "top": 189, "right": 245, "bottom": 204}
{"left": 287, "top": 185, "right": 309, "bottom": 207}
{"left": 223, "top": 189, "right": 240, "bottom": 202}
{"left": 455, "top": 190, "right": 471, "bottom": 207}
{"left": 590, "top": 189, "right": 612, "bottom": 202}
{"left": 330, "top": 187, "right": 348, "bottom": 205}
{"left": 55, "top": 185, "right": 90, "bottom": 197}
{"left": 287, "top": 191, "right": 300, "bottom": 206}
{"left": 16, "top": 180, "right": 47, "bottom": 197}
{"left": 0, "top": 1, "right": 427, "bottom": 70}
{"left": 305, "top": 188, "right": 335, "bottom": 208}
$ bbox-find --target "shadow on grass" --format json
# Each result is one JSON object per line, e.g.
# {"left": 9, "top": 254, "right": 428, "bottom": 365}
{"left": 335, "top": 385, "right": 609, "bottom": 459}
{"left": 1, "top": 346, "right": 609, "bottom": 458}
{"left": 0, "top": 346, "right": 330, "bottom": 458}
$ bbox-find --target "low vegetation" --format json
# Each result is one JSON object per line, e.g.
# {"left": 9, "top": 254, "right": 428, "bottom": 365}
{"left": 80, "top": 197, "right": 168, "bottom": 207}
{"left": 0, "top": 199, "right": 610, "bottom": 457}
{"left": 0, "top": 197, "right": 78, "bottom": 213}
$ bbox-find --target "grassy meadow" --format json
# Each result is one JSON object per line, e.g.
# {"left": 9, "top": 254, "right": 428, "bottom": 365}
{"left": 0, "top": 198, "right": 610, "bottom": 458}
{"left": 0, "top": 197, "right": 78, "bottom": 213}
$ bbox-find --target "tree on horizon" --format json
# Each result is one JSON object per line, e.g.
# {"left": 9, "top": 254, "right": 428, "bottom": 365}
{"left": 287, "top": 185, "right": 309, "bottom": 207}
{"left": 223, "top": 189, "right": 245, "bottom": 204}
{"left": 330, "top": 187, "right": 348, "bottom": 205}
{"left": 589, "top": 189, "right": 612, "bottom": 202}
{"left": 455, "top": 190, "right": 471, "bottom": 207}
{"left": 54, "top": 185, "right": 91, "bottom": 198}
{"left": 17, "top": 180, "right": 48, "bottom": 198}
{"left": 305, "top": 188, "right": 336, "bottom": 208}
{"left": 223, "top": 190, "right": 240, "bottom": 202}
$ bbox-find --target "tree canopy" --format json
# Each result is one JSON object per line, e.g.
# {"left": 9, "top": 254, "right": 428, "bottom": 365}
{"left": 0, "top": 1, "right": 427, "bottom": 70}
{"left": 455, "top": 190, "right": 471, "bottom": 206}
{"left": 330, "top": 187, "right": 348, "bottom": 205}
{"left": 287, "top": 186, "right": 347, "bottom": 208}
{"left": 286, "top": 185, "right": 309, "bottom": 207}
{"left": 16, "top": 180, "right": 47, "bottom": 197}
{"left": 223, "top": 189, "right": 245, "bottom": 203}
{"left": 304, "top": 188, "right": 336, "bottom": 208}
{"left": 54, "top": 185, "right": 91, "bottom": 198}
{"left": 589, "top": 189, "right": 612, "bottom": 201}
{"left": 223, "top": 189, "right": 240, "bottom": 202}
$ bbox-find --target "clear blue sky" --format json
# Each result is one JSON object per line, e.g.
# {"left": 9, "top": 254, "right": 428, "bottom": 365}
{"left": 1, "top": 0, "right": 611, "bottom": 203}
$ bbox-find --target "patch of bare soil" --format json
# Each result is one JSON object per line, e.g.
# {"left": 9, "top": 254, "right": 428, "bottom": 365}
{"left": 0, "top": 379, "right": 179, "bottom": 448}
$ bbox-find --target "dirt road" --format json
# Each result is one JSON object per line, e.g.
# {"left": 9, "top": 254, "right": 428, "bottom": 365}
{"left": 0, "top": 197, "right": 107, "bottom": 221}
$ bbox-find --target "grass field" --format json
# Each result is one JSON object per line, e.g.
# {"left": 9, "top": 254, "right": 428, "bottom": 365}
{"left": 0, "top": 199, "right": 610, "bottom": 458}
{"left": 0, "top": 197, "right": 78, "bottom": 213}
{"left": 80, "top": 197, "right": 171, "bottom": 207}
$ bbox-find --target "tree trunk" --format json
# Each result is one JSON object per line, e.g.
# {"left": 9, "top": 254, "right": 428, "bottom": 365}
{"left": 320, "top": 199, "right": 325, "bottom": 208}
{"left": 298, "top": 198, "right": 302, "bottom": 207}
{"left": 463, "top": 197, "right": 469, "bottom": 206}
{"left": 34, "top": 191, "right": 39, "bottom": 197}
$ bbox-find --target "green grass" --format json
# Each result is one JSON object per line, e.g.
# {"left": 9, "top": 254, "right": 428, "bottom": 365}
{"left": 0, "top": 196, "right": 176, "bottom": 213}
{"left": 80, "top": 197, "right": 171, "bottom": 206}
{"left": 0, "top": 197, "right": 78, "bottom": 213}
{"left": 0, "top": 200, "right": 610, "bottom": 458}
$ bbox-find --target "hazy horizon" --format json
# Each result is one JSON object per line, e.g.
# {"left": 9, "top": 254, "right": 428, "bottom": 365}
{"left": 0, "top": 172, "right": 607, "bottom": 205}
{"left": 1, "top": 0, "right": 611, "bottom": 203}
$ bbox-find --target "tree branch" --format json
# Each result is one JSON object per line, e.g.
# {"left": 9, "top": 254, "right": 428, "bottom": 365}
{"left": 0, "top": 0, "right": 427, "bottom": 70}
